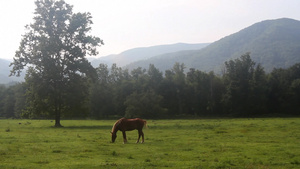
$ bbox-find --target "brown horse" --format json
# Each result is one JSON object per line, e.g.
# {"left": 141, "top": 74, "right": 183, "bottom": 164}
{"left": 111, "top": 118, "right": 147, "bottom": 143}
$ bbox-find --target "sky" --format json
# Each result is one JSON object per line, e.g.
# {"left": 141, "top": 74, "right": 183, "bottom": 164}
{"left": 0, "top": 0, "right": 300, "bottom": 60}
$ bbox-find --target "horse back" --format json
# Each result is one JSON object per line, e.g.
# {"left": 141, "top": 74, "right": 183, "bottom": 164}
{"left": 120, "top": 118, "right": 145, "bottom": 131}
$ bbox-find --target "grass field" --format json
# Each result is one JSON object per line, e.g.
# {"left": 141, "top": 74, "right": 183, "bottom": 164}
{"left": 0, "top": 118, "right": 299, "bottom": 168}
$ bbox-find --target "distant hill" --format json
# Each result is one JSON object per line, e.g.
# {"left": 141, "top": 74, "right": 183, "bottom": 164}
{"left": 90, "top": 43, "right": 209, "bottom": 67}
{"left": 126, "top": 18, "right": 300, "bottom": 73}
{"left": 0, "top": 59, "right": 24, "bottom": 84}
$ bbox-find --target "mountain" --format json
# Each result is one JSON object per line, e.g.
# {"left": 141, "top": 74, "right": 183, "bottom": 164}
{"left": 90, "top": 43, "right": 210, "bottom": 67}
{"left": 0, "top": 59, "right": 24, "bottom": 84}
{"left": 126, "top": 18, "right": 300, "bottom": 73}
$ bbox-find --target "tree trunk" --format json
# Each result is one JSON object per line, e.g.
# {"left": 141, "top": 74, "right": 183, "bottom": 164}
{"left": 54, "top": 114, "right": 63, "bottom": 127}
{"left": 54, "top": 98, "right": 63, "bottom": 127}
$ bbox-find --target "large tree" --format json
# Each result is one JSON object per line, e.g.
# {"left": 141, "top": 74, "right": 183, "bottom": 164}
{"left": 222, "top": 53, "right": 261, "bottom": 116}
{"left": 10, "top": 0, "right": 103, "bottom": 127}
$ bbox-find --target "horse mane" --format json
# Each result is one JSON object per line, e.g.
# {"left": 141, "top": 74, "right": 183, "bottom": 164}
{"left": 111, "top": 120, "right": 119, "bottom": 133}
{"left": 111, "top": 118, "right": 125, "bottom": 133}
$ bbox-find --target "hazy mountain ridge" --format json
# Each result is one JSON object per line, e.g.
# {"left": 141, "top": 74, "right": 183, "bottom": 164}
{"left": 0, "top": 59, "right": 24, "bottom": 84}
{"left": 90, "top": 43, "right": 210, "bottom": 67}
{"left": 124, "top": 49, "right": 201, "bottom": 71}
{"left": 127, "top": 18, "right": 300, "bottom": 73}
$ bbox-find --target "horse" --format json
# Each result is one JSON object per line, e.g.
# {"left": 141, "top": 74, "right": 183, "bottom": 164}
{"left": 111, "top": 118, "right": 147, "bottom": 143}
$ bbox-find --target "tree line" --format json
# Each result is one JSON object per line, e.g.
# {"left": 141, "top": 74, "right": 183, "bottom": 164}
{"left": 1, "top": 53, "right": 300, "bottom": 120}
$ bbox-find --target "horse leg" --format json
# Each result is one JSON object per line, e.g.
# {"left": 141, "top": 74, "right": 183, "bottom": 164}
{"left": 137, "top": 130, "right": 144, "bottom": 143}
{"left": 136, "top": 130, "right": 141, "bottom": 143}
{"left": 122, "top": 131, "right": 127, "bottom": 144}
{"left": 141, "top": 130, "right": 144, "bottom": 143}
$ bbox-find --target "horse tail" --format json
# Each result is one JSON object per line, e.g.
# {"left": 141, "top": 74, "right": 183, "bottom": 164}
{"left": 143, "top": 120, "right": 148, "bottom": 129}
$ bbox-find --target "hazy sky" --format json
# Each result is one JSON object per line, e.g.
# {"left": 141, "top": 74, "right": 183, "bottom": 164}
{"left": 0, "top": 0, "right": 299, "bottom": 60}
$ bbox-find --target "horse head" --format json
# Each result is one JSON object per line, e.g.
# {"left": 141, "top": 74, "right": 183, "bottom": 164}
{"left": 111, "top": 131, "right": 117, "bottom": 143}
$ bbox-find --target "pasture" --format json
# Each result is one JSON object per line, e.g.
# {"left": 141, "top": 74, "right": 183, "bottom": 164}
{"left": 0, "top": 118, "right": 299, "bottom": 168}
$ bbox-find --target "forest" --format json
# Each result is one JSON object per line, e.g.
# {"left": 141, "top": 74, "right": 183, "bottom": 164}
{"left": 1, "top": 53, "right": 300, "bottom": 120}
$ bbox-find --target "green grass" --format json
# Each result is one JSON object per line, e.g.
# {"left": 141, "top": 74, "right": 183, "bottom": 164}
{"left": 0, "top": 118, "right": 299, "bottom": 168}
